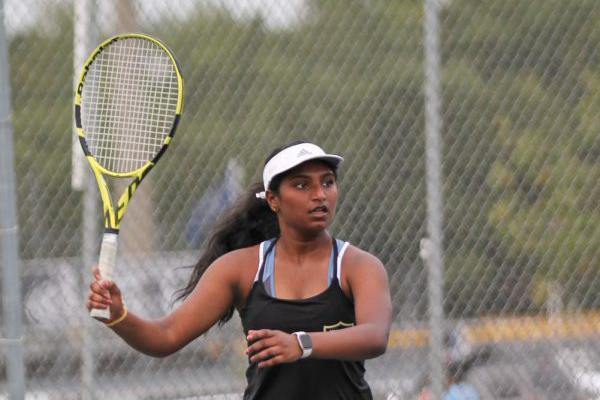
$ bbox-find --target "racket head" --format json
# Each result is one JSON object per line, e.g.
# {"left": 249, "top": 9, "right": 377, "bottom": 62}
{"left": 74, "top": 33, "right": 184, "bottom": 177}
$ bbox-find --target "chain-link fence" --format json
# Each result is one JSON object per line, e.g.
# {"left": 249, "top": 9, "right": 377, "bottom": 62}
{"left": 1, "top": 0, "right": 600, "bottom": 399}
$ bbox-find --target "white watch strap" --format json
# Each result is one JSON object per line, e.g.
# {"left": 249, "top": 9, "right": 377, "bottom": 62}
{"left": 293, "top": 331, "right": 312, "bottom": 358}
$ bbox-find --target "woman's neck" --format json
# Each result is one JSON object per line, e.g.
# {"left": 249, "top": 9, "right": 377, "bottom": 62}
{"left": 276, "top": 229, "right": 331, "bottom": 261}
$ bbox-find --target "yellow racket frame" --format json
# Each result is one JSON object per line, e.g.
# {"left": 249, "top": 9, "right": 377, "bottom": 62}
{"left": 74, "top": 33, "right": 184, "bottom": 231}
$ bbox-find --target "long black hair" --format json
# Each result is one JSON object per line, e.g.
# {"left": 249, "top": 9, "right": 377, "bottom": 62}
{"left": 174, "top": 140, "right": 315, "bottom": 324}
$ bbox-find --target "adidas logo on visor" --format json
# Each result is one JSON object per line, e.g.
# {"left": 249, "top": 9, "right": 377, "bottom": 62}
{"left": 297, "top": 149, "right": 312, "bottom": 157}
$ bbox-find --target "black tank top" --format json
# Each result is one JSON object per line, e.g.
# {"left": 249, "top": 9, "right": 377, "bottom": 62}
{"left": 240, "top": 238, "right": 373, "bottom": 400}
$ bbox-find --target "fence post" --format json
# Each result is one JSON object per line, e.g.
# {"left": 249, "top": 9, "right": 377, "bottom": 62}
{"left": 0, "top": 0, "right": 26, "bottom": 397}
{"left": 423, "top": 0, "right": 445, "bottom": 398}
{"left": 73, "top": 1, "right": 99, "bottom": 399}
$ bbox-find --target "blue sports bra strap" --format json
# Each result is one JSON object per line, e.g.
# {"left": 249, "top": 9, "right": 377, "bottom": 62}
{"left": 258, "top": 238, "right": 277, "bottom": 282}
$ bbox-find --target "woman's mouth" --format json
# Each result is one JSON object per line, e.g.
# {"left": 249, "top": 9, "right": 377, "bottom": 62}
{"left": 309, "top": 205, "right": 328, "bottom": 216}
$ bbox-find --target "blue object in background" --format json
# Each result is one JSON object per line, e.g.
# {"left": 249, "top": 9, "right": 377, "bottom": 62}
{"left": 185, "top": 159, "right": 244, "bottom": 247}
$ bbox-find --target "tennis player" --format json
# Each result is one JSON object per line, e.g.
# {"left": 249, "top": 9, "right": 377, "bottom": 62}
{"left": 86, "top": 140, "right": 392, "bottom": 400}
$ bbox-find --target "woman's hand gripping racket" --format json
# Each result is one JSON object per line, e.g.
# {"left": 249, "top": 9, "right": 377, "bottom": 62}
{"left": 74, "top": 34, "right": 184, "bottom": 320}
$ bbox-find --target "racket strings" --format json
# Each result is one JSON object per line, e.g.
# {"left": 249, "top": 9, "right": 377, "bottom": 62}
{"left": 80, "top": 38, "right": 179, "bottom": 174}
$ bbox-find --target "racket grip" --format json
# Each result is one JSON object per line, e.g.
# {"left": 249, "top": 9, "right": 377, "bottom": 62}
{"left": 90, "top": 232, "right": 118, "bottom": 320}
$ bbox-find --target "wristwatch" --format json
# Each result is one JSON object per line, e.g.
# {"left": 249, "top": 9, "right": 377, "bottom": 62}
{"left": 293, "top": 331, "right": 313, "bottom": 358}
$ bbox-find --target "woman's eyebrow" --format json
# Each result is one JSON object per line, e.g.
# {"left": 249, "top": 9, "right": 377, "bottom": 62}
{"left": 288, "top": 171, "right": 335, "bottom": 180}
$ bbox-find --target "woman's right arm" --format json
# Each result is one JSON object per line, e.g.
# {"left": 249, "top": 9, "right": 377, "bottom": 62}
{"left": 86, "top": 250, "right": 248, "bottom": 357}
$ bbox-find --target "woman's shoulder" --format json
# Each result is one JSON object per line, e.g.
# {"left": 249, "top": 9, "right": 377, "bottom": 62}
{"left": 209, "top": 243, "right": 266, "bottom": 307}
{"left": 202, "top": 244, "right": 263, "bottom": 293}
{"left": 336, "top": 240, "right": 388, "bottom": 299}
{"left": 339, "top": 241, "right": 384, "bottom": 270}
{"left": 213, "top": 243, "right": 261, "bottom": 267}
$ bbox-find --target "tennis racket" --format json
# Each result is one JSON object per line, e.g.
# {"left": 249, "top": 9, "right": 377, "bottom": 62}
{"left": 74, "top": 34, "right": 184, "bottom": 319}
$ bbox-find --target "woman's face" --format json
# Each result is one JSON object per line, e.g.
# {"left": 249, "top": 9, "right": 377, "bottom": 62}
{"left": 269, "top": 160, "right": 338, "bottom": 235}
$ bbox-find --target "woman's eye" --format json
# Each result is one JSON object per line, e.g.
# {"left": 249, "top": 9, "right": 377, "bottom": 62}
{"left": 323, "top": 180, "right": 335, "bottom": 187}
{"left": 295, "top": 182, "right": 307, "bottom": 189}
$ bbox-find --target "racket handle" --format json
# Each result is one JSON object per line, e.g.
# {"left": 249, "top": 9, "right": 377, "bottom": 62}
{"left": 90, "top": 232, "right": 118, "bottom": 320}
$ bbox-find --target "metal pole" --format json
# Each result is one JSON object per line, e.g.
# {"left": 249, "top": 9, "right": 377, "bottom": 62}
{"left": 115, "top": 0, "right": 158, "bottom": 257}
{"left": 0, "top": 0, "right": 26, "bottom": 398}
{"left": 423, "top": 0, "right": 445, "bottom": 399}
{"left": 74, "top": 1, "right": 98, "bottom": 399}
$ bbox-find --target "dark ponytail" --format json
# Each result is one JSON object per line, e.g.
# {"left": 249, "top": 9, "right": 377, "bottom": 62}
{"left": 174, "top": 140, "right": 309, "bottom": 324}
{"left": 173, "top": 182, "right": 278, "bottom": 324}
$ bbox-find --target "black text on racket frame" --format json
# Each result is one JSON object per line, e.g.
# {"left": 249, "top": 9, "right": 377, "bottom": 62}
{"left": 74, "top": 33, "right": 184, "bottom": 320}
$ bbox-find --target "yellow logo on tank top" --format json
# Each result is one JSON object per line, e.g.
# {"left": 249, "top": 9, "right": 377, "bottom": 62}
{"left": 323, "top": 321, "right": 354, "bottom": 331}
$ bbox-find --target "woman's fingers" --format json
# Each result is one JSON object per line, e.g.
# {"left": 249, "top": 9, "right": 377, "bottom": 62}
{"left": 246, "top": 334, "right": 275, "bottom": 355}
{"left": 89, "top": 291, "right": 111, "bottom": 305}
{"left": 257, "top": 354, "right": 285, "bottom": 368}
{"left": 89, "top": 279, "right": 106, "bottom": 293}
{"left": 247, "top": 329, "right": 273, "bottom": 342}
{"left": 247, "top": 344, "right": 279, "bottom": 362}
{"left": 245, "top": 329, "right": 302, "bottom": 367}
{"left": 86, "top": 292, "right": 111, "bottom": 311}
{"left": 88, "top": 280, "right": 110, "bottom": 303}
{"left": 86, "top": 290, "right": 111, "bottom": 310}
{"left": 249, "top": 344, "right": 277, "bottom": 362}
{"left": 87, "top": 268, "right": 121, "bottom": 315}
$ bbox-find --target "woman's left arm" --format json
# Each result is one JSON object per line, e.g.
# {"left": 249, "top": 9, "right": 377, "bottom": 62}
{"left": 309, "top": 248, "right": 392, "bottom": 360}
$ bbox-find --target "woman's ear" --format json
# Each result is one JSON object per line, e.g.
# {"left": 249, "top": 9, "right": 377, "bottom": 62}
{"left": 266, "top": 191, "right": 279, "bottom": 213}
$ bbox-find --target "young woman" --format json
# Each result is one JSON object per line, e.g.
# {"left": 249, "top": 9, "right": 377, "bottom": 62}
{"left": 86, "top": 140, "right": 392, "bottom": 400}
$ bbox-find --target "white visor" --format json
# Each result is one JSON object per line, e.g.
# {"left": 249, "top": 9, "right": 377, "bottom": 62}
{"left": 262, "top": 143, "right": 343, "bottom": 191}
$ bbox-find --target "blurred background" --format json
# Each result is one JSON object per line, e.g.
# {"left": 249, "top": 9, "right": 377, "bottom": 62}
{"left": 1, "top": 0, "right": 599, "bottom": 399}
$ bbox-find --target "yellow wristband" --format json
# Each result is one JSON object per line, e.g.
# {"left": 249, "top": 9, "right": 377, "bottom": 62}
{"left": 105, "top": 305, "right": 128, "bottom": 327}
